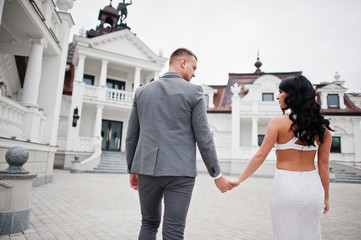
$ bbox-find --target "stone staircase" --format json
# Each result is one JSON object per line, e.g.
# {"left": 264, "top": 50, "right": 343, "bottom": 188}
{"left": 330, "top": 162, "right": 361, "bottom": 184}
{"left": 86, "top": 151, "right": 128, "bottom": 174}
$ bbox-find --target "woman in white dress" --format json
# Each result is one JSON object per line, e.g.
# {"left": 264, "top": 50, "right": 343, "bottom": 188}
{"left": 230, "top": 75, "right": 332, "bottom": 240}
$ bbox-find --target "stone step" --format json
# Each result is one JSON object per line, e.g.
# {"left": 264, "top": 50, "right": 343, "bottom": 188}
{"left": 100, "top": 157, "right": 126, "bottom": 161}
{"left": 97, "top": 163, "right": 127, "bottom": 167}
{"left": 100, "top": 157, "right": 125, "bottom": 160}
{"left": 98, "top": 160, "right": 126, "bottom": 164}
{"left": 335, "top": 175, "right": 361, "bottom": 180}
{"left": 94, "top": 167, "right": 127, "bottom": 171}
{"left": 90, "top": 151, "right": 129, "bottom": 174}
{"left": 331, "top": 179, "right": 361, "bottom": 184}
{"left": 85, "top": 170, "right": 128, "bottom": 174}
{"left": 101, "top": 151, "right": 125, "bottom": 155}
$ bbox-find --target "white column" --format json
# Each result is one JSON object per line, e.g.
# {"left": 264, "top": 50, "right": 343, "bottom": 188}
{"left": 133, "top": 67, "right": 141, "bottom": 93}
{"left": 231, "top": 83, "right": 241, "bottom": 159}
{"left": 319, "top": 92, "right": 327, "bottom": 109}
{"left": 74, "top": 54, "right": 86, "bottom": 82}
{"left": 38, "top": 13, "right": 74, "bottom": 146}
{"left": 21, "top": 38, "right": 46, "bottom": 107}
{"left": 251, "top": 117, "right": 259, "bottom": 148}
{"left": 99, "top": 60, "right": 108, "bottom": 86}
{"left": 94, "top": 104, "right": 104, "bottom": 137}
{"left": 0, "top": 0, "right": 5, "bottom": 25}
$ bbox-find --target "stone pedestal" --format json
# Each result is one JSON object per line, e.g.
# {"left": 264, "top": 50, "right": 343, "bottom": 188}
{"left": 0, "top": 146, "right": 36, "bottom": 235}
{"left": 70, "top": 155, "right": 81, "bottom": 173}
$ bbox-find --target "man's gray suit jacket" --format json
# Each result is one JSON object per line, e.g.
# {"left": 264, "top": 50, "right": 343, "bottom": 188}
{"left": 125, "top": 72, "right": 221, "bottom": 178}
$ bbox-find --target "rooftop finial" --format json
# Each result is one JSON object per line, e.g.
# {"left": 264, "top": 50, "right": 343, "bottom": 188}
{"left": 254, "top": 49, "right": 262, "bottom": 73}
{"left": 110, "top": 0, "right": 112, "bottom": 6}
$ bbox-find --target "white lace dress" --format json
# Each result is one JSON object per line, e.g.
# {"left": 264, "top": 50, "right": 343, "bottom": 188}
{"left": 270, "top": 168, "right": 324, "bottom": 240}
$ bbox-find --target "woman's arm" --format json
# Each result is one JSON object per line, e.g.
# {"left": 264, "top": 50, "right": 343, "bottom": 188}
{"left": 230, "top": 117, "right": 279, "bottom": 188}
{"left": 318, "top": 128, "right": 332, "bottom": 213}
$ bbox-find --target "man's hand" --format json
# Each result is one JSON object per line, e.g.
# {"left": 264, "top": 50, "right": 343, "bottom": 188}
{"left": 214, "top": 176, "right": 230, "bottom": 193}
{"left": 129, "top": 173, "right": 138, "bottom": 190}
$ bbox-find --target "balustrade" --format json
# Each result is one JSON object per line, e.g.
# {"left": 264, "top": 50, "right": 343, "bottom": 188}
{"left": 83, "top": 85, "right": 133, "bottom": 104}
{"left": 0, "top": 95, "right": 27, "bottom": 138}
{"left": 106, "top": 88, "right": 133, "bottom": 103}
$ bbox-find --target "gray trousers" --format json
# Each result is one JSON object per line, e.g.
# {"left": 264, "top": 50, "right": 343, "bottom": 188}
{"left": 137, "top": 175, "right": 195, "bottom": 240}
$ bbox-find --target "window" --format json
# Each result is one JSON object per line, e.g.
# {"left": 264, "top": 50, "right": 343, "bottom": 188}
{"left": 262, "top": 93, "right": 274, "bottom": 101}
{"left": 331, "top": 136, "right": 341, "bottom": 153}
{"left": 327, "top": 94, "right": 339, "bottom": 108}
{"left": 106, "top": 78, "right": 126, "bottom": 90}
{"left": 83, "top": 74, "right": 94, "bottom": 85}
{"left": 258, "top": 135, "right": 265, "bottom": 146}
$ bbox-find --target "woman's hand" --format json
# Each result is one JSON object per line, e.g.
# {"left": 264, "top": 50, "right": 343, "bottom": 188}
{"left": 228, "top": 178, "right": 242, "bottom": 190}
{"left": 323, "top": 199, "right": 329, "bottom": 214}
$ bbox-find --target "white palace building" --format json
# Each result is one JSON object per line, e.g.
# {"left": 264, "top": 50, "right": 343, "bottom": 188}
{"left": 1, "top": 1, "right": 360, "bottom": 183}
{"left": 54, "top": 2, "right": 167, "bottom": 171}
{"left": 202, "top": 60, "right": 361, "bottom": 174}
{"left": 0, "top": 0, "right": 74, "bottom": 186}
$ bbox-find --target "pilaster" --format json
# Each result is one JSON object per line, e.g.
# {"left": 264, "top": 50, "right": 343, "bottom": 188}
{"left": 231, "top": 83, "right": 241, "bottom": 159}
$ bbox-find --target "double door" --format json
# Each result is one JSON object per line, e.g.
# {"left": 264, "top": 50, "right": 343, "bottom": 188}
{"left": 101, "top": 120, "right": 123, "bottom": 151}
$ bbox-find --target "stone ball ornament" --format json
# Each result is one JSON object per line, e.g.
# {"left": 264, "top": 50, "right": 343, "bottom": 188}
{"left": 56, "top": 0, "right": 75, "bottom": 12}
{"left": 1, "top": 146, "right": 30, "bottom": 174}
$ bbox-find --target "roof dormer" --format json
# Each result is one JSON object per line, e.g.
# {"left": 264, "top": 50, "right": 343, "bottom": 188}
{"left": 315, "top": 72, "right": 347, "bottom": 109}
{"left": 202, "top": 85, "right": 218, "bottom": 108}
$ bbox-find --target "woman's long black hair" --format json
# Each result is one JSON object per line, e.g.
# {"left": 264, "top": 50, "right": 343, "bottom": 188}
{"left": 279, "top": 75, "right": 332, "bottom": 146}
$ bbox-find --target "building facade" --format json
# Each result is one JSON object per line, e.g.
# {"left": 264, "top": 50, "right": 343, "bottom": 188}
{"left": 55, "top": 3, "right": 167, "bottom": 171}
{"left": 201, "top": 60, "right": 361, "bottom": 175}
{"left": 0, "top": 0, "right": 74, "bottom": 186}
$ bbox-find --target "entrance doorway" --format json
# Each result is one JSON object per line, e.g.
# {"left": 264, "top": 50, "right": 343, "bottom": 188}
{"left": 101, "top": 120, "right": 123, "bottom": 151}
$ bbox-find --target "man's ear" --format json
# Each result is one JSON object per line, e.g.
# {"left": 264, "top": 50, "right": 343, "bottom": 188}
{"left": 180, "top": 58, "right": 187, "bottom": 69}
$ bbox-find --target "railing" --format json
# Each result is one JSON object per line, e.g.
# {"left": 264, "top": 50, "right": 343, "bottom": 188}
{"left": 106, "top": 88, "right": 133, "bottom": 103}
{"left": 83, "top": 85, "right": 133, "bottom": 104}
{"left": 0, "top": 95, "right": 27, "bottom": 139}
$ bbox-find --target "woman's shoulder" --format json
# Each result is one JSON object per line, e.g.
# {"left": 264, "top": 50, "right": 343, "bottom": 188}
{"left": 268, "top": 115, "right": 293, "bottom": 133}
{"left": 271, "top": 114, "right": 291, "bottom": 124}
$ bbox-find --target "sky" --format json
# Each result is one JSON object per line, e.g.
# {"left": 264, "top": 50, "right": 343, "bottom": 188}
{"left": 68, "top": 0, "right": 361, "bottom": 92}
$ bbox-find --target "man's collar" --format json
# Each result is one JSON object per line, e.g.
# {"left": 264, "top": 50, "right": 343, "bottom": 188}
{"left": 162, "top": 72, "right": 183, "bottom": 79}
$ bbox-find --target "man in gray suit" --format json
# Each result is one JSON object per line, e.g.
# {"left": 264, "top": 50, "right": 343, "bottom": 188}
{"left": 126, "top": 48, "right": 230, "bottom": 240}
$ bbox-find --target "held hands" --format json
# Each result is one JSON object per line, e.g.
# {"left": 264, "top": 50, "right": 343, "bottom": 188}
{"left": 228, "top": 177, "right": 242, "bottom": 190}
{"left": 214, "top": 176, "right": 231, "bottom": 193}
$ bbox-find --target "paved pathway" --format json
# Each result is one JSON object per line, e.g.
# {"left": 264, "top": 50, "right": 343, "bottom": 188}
{"left": 1, "top": 169, "right": 361, "bottom": 239}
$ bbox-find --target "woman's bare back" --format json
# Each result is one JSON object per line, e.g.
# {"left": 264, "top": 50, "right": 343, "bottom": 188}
{"left": 275, "top": 114, "right": 319, "bottom": 171}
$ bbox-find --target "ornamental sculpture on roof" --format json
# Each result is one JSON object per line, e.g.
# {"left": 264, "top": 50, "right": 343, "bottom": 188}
{"left": 117, "top": 0, "right": 132, "bottom": 24}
